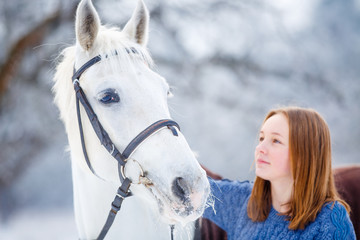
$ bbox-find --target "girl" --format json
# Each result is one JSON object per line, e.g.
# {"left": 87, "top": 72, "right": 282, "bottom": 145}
{"left": 203, "top": 106, "right": 356, "bottom": 239}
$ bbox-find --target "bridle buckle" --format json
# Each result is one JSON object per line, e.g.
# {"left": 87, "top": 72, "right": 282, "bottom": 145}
{"left": 120, "top": 158, "right": 147, "bottom": 185}
{"left": 73, "top": 78, "right": 80, "bottom": 86}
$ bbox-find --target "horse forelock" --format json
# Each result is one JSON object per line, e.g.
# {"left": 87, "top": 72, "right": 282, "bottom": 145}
{"left": 91, "top": 26, "right": 154, "bottom": 68}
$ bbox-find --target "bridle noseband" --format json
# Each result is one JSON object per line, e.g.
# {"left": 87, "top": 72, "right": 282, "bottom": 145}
{"left": 72, "top": 50, "right": 180, "bottom": 240}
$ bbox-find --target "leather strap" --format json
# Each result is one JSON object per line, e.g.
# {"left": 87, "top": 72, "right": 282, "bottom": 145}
{"left": 71, "top": 47, "right": 139, "bottom": 83}
{"left": 75, "top": 95, "right": 97, "bottom": 175}
{"left": 74, "top": 80, "right": 127, "bottom": 180}
{"left": 122, "top": 119, "right": 179, "bottom": 159}
{"left": 72, "top": 55, "right": 102, "bottom": 82}
{"left": 97, "top": 177, "right": 132, "bottom": 240}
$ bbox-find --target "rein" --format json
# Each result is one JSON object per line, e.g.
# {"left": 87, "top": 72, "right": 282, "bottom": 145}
{"left": 72, "top": 50, "right": 180, "bottom": 240}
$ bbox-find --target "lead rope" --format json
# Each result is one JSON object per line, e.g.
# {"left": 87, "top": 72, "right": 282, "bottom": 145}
{"left": 170, "top": 225, "right": 175, "bottom": 240}
{"left": 97, "top": 176, "right": 132, "bottom": 240}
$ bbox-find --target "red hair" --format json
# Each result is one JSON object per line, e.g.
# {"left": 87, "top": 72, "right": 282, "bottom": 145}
{"left": 247, "top": 106, "right": 350, "bottom": 230}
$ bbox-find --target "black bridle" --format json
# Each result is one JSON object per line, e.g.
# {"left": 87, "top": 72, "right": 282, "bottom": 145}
{"left": 72, "top": 50, "right": 180, "bottom": 240}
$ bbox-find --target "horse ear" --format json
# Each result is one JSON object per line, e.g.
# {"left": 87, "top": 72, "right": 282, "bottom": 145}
{"left": 122, "top": 0, "right": 149, "bottom": 46}
{"left": 75, "top": 0, "right": 101, "bottom": 51}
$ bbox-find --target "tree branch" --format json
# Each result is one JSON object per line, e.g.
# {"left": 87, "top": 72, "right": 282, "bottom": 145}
{"left": 0, "top": 8, "right": 62, "bottom": 99}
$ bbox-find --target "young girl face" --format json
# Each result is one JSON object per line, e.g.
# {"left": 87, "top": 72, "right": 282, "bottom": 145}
{"left": 255, "top": 113, "right": 292, "bottom": 182}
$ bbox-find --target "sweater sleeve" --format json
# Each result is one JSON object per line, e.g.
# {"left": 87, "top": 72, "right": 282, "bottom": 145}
{"left": 202, "top": 177, "right": 253, "bottom": 233}
{"left": 316, "top": 202, "right": 356, "bottom": 240}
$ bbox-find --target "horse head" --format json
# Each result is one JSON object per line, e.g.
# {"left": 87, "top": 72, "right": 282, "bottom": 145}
{"left": 53, "top": 0, "right": 210, "bottom": 228}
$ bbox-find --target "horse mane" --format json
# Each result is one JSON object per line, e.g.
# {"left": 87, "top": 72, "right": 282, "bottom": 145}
{"left": 52, "top": 26, "right": 154, "bottom": 126}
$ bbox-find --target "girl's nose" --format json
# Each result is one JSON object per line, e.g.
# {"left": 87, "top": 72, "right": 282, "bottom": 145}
{"left": 256, "top": 141, "right": 267, "bottom": 155}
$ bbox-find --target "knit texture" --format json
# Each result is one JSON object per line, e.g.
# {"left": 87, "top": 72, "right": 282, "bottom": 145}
{"left": 203, "top": 178, "right": 356, "bottom": 240}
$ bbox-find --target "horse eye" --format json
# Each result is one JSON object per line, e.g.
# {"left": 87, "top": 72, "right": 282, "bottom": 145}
{"left": 98, "top": 89, "right": 120, "bottom": 104}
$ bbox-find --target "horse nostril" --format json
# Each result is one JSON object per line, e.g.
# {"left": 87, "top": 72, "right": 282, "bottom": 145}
{"left": 172, "top": 177, "right": 188, "bottom": 202}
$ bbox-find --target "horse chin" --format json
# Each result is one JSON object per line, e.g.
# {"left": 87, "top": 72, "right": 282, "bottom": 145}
{"left": 147, "top": 184, "right": 208, "bottom": 226}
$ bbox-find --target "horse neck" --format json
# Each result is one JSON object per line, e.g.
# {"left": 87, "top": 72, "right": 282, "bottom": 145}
{"left": 71, "top": 156, "right": 195, "bottom": 240}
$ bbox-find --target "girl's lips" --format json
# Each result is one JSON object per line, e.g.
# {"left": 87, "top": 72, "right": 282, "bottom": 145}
{"left": 257, "top": 159, "right": 270, "bottom": 165}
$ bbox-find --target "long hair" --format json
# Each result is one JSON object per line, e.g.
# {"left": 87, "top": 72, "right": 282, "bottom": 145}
{"left": 247, "top": 106, "right": 350, "bottom": 230}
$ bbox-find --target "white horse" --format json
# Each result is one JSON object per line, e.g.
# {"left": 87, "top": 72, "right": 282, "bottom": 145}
{"left": 52, "top": 0, "right": 210, "bottom": 239}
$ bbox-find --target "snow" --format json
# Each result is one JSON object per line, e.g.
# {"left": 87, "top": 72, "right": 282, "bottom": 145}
{"left": 1, "top": 0, "right": 359, "bottom": 238}
{"left": 0, "top": 209, "right": 77, "bottom": 240}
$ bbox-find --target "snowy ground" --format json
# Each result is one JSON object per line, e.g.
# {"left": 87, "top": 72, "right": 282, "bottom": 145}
{"left": 0, "top": 209, "right": 77, "bottom": 240}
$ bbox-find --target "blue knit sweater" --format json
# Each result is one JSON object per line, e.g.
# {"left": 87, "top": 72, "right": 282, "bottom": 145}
{"left": 203, "top": 178, "right": 356, "bottom": 240}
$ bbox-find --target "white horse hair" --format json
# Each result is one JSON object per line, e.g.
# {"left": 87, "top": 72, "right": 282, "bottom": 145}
{"left": 52, "top": 0, "right": 210, "bottom": 239}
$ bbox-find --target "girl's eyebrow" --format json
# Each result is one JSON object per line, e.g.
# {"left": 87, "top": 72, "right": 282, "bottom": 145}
{"left": 271, "top": 132, "right": 282, "bottom": 136}
{"left": 259, "top": 131, "right": 284, "bottom": 138}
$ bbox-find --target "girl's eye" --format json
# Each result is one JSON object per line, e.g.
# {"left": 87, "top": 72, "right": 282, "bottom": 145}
{"left": 259, "top": 137, "right": 264, "bottom": 142}
{"left": 273, "top": 139, "right": 281, "bottom": 144}
{"left": 98, "top": 89, "right": 120, "bottom": 104}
